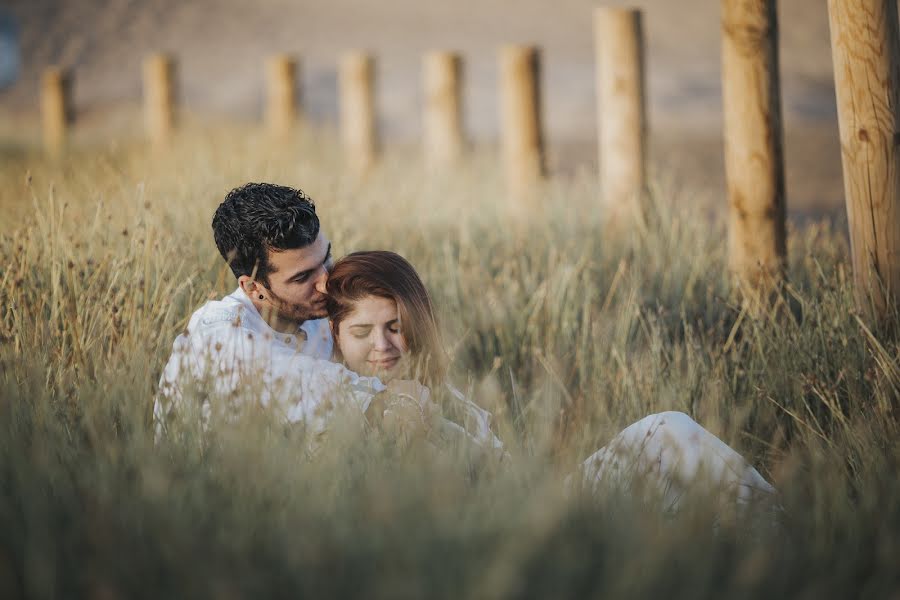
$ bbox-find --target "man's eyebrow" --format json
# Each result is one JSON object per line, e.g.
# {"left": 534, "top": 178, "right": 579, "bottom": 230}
{"left": 288, "top": 243, "right": 331, "bottom": 281}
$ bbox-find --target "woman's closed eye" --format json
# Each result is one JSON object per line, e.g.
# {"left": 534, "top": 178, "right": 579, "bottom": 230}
{"left": 349, "top": 325, "right": 372, "bottom": 339}
{"left": 348, "top": 324, "right": 400, "bottom": 340}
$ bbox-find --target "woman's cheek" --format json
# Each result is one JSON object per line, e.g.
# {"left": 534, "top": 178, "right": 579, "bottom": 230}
{"left": 339, "top": 334, "right": 371, "bottom": 375}
{"left": 393, "top": 333, "right": 409, "bottom": 353}
{"left": 353, "top": 346, "right": 374, "bottom": 376}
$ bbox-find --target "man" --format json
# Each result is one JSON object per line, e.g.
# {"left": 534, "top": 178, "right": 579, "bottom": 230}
{"left": 154, "top": 183, "right": 429, "bottom": 440}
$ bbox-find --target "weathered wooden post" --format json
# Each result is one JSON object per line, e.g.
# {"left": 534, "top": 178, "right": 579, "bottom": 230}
{"left": 143, "top": 53, "right": 176, "bottom": 145}
{"left": 594, "top": 7, "right": 647, "bottom": 226}
{"left": 721, "top": 0, "right": 787, "bottom": 293}
{"left": 266, "top": 54, "right": 299, "bottom": 136}
{"left": 828, "top": 0, "right": 900, "bottom": 322}
{"left": 423, "top": 51, "right": 464, "bottom": 168}
{"left": 499, "top": 45, "right": 545, "bottom": 197}
{"left": 41, "top": 66, "right": 71, "bottom": 157}
{"left": 340, "top": 52, "right": 378, "bottom": 174}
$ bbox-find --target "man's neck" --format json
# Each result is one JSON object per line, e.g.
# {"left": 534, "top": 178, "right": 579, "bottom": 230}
{"left": 250, "top": 298, "right": 303, "bottom": 335}
{"left": 266, "top": 313, "right": 303, "bottom": 335}
{"left": 235, "top": 286, "right": 308, "bottom": 335}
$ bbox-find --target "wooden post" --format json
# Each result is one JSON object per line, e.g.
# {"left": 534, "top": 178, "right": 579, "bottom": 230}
{"left": 828, "top": 0, "right": 900, "bottom": 322}
{"left": 423, "top": 51, "right": 464, "bottom": 168}
{"left": 340, "top": 52, "right": 378, "bottom": 174}
{"left": 266, "top": 54, "right": 299, "bottom": 136}
{"left": 499, "top": 45, "right": 545, "bottom": 197}
{"left": 721, "top": 0, "right": 787, "bottom": 292}
{"left": 41, "top": 66, "right": 71, "bottom": 157}
{"left": 143, "top": 54, "right": 176, "bottom": 145}
{"left": 594, "top": 8, "right": 647, "bottom": 226}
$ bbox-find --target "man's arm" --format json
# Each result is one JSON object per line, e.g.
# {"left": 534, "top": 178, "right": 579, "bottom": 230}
{"left": 159, "top": 320, "right": 380, "bottom": 418}
{"left": 159, "top": 317, "right": 443, "bottom": 445}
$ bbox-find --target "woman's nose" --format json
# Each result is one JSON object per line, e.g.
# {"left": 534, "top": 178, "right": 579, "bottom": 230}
{"left": 372, "top": 330, "right": 392, "bottom": 351}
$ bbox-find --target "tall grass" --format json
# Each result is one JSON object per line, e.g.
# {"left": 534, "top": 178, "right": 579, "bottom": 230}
{"left": 1, "top": 126, "right": 898, "bottom": 598}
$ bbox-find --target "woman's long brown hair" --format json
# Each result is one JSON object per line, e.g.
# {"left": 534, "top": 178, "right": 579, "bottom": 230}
{"left": 324, "top": 251, "right": 447, "bottom": 387}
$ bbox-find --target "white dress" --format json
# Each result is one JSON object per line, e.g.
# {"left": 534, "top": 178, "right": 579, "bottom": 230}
{"left": 572, "top": 411, "right": 776, "bottom": 510}
{"left": 430, "top": 391, "right": 775, "bottom": 510}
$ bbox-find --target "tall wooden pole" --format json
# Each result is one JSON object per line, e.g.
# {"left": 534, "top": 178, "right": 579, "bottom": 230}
{"left": 340, "top": 52, "right": 378, "bottom": 174}
{"left": 41, "top": 66, "right": 71, "bottom": 157}
{"left": 423, "top": 51, "right": 464, "bottom": 169}
{"left": 828, "top": 0, "right": 900, "bottom": 322}
{"left": 143, "top": 54, "right": 176, "bottom": 145}
{"left": 721, "top": 0, "right": 787, "bottom": 293}
{"left": 499, "top": 45, "right": 545, "bottom": 197}
{"left": 594, "top": 8, "right": 647, "bottom": 226}
{"left": 266, "top": 54, "right": 299, "bottom": 137}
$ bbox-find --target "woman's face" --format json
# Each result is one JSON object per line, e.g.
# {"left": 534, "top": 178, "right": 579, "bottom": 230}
{"left": 334, "top": 295, "right": 408, "bottom": 382}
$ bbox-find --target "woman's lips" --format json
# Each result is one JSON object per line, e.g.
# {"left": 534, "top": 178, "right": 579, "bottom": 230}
{"left": 369, "top": 357, "right": 400, "bottom": 369}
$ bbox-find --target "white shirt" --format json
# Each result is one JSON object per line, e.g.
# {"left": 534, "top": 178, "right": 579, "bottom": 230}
{"left": 154, "top": 286, "right": 385, "bottom": 437}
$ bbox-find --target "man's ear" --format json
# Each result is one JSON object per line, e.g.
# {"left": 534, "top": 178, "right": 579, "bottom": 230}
{"left": 238, "top": 276, "right": 261, "bottom": 298}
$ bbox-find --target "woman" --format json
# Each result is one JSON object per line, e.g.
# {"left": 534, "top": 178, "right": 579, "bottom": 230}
{"left": 324, "top": 250, "right": 504, "bottom": 455}
{"left": 324, "top": 251, "right": 776, "bottom": 508}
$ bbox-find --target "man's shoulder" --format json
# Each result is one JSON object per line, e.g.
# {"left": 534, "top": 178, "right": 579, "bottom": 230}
{"left": 193, "top": 303, "right": 241, "bottom": 327}
{"left": 298, "top": 317, "right": 334, "bottom": 360}
{"left": 300, "top": 317, "right": 331, "bottom": 338}
{"left": 186, "top": 290, "right": 259, "bottom": 333}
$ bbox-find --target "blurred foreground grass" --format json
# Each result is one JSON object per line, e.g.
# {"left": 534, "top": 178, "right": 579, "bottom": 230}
{"left": 0, "top": 126, "right": 898, "bottom": 598}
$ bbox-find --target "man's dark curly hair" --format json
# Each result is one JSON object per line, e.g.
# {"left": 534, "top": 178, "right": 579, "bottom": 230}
{"left": 212, "top": 183, "right": 320, "bottom": 285}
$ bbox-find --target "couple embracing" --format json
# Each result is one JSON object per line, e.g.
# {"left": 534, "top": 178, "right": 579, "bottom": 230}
{"left": 155, "top": 182, "right": 775, "bottom": 511}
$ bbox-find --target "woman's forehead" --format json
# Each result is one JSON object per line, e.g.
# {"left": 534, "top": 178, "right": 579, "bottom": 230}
{"left": 345, "top": 295, "right": 398, "bottom": 323}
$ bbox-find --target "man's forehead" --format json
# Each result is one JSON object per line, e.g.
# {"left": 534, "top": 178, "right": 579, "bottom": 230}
{"left": 268, "top": 234, "right": 328, "bottom": 271}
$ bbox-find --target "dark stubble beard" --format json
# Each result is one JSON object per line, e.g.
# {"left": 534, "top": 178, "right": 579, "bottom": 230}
{"left": 265, "top": 286, "right": 328, "bottom": 325}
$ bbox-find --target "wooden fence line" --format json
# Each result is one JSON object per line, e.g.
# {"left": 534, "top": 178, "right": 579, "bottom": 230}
{"left": 828, "top": 0, "right": 900, "bottom": 323}
{"left": 721, "top": 0, "right": 787, "bottom": 297}
{"left": 594, "top": 7, "right": 647, "bottom": 228}
{"left": 143, "top": 53, "right": 176, "bottom": 145}
{"left": 340, "top": 52, "right": 377, "bottom": 174}
{"left": 30, "top": 4, "right": 900, "bottom": 316}
{"left": 266, "top": 54, "right": 300, "bottom": 137}
{"left": 423, "top": 51, "right": 464, "bottom": 169}
{"left": 499, "top": 45, "right": 545, "bottom": 198}
{"left": 40, "top": 66, "right": 71, "bottom": 157}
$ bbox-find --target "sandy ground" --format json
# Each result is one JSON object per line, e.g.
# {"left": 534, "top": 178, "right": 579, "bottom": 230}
{"left": 1, "top": 0, "right": 843, "bottom": 215}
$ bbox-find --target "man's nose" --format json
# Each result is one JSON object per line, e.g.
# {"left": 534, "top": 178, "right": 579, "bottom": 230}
{"left": 314, "top": 270, "right": 328, "bottom": 295}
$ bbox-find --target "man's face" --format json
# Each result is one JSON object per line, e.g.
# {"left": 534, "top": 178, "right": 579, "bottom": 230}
{"left": 259, "top": 232, "right": 332, "bottom": 324}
